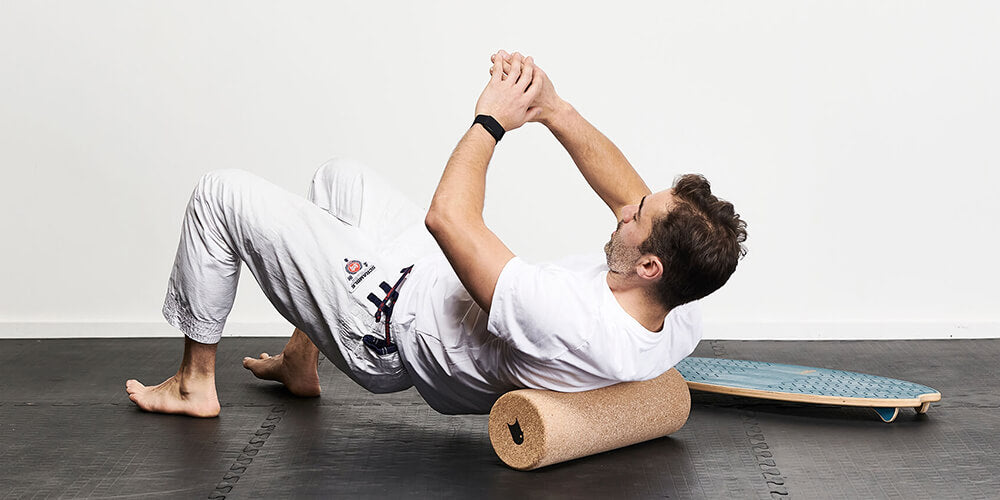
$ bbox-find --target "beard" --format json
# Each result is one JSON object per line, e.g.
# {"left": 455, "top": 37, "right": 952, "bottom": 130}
{"left": 604, "top": 226, "right": 641, "bottom": 275}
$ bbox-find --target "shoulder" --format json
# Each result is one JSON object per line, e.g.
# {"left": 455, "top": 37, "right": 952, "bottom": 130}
{"left": 667, "top": 300, "right": 704, "bottom": 339}
{"left": 561, "top": 300, "right": 704, "bottom": 381}
{"left": 487, "top": 256, "right": 608, "bottom": 360}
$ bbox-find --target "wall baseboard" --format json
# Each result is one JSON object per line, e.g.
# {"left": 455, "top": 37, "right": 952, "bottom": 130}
{"left": 702, "top": 321, "right": 999, "bottom": 340}
{"left": 0, "top": 322, "right": 294, "bottom": 339}
{"left": 0, "top": 321, "right": 997, "bottom": 340}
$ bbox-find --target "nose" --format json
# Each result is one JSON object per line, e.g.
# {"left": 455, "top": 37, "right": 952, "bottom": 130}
{"left": 623, "top": 203, "right": 638, "bottom": 223}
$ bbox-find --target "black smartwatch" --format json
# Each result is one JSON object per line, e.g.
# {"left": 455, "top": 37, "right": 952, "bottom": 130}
{"left": 473, "top": 114, "right": 505, "bottom": 143}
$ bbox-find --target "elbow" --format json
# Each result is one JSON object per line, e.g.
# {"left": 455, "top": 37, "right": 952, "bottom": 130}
{"left": 425, "top": 207, "right": 483, "bottom": 236}
{"left": 424, "top": 208, "right": 450, "bottom": 236}
{"left": 424, "top": 210, "right": 441, "bottom": 235}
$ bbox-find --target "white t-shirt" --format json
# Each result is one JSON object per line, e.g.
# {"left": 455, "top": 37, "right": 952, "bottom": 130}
{"left": 391, "top": 250, "right": 703, "bottom": 415}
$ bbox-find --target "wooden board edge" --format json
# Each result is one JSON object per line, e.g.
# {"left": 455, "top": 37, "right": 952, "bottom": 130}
{"left": 919, "top": 392, "right": 942, "bottom": 403}
{"left": 687, "top": 381, "right": 941, "bottom": 408}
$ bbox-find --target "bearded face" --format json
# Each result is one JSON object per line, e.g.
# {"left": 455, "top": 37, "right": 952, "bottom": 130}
{"left": 604, "top": 221, "right": 642, "bottom": 275}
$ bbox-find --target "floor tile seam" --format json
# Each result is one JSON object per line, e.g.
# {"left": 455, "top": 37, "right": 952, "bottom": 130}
{"left": 208, "top": 404, "right": 286, "bottom": 500}
{"left": 709, "top": 341, "right": 790, "bottom": 499}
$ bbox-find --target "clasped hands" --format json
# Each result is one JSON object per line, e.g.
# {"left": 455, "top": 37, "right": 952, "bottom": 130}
{"left": 474, "top": 50, "right": 563, "bottom": 133}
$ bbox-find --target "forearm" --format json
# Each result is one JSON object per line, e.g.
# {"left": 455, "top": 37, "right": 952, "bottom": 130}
{"left": 425, "top": 123, "right": 514, "bottom": 312}
{"left": 426, "top": 124, "right": 496, "bottom": 227}
{"left": 545, "top": 101, "right": 651, "bottom": 216}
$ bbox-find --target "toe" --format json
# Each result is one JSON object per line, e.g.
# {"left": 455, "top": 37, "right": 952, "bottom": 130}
{"left": 125, "top": 379, "right": 144, "bottom": 394}
{"left": 260, "top": 352, "right": 270, "bottom": 359}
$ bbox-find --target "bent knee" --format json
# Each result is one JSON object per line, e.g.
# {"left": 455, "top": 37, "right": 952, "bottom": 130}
{"left": 191, "top": 168, "right": 261, "bottom": 207}
{"left": 200, "top": 168, "right": 255, "bottom": 185}
{"left": 312, "top": 157, "right": 373, "bottom": 186}
{"left": 196, "top": 168, "right": 257, "bottom": 193}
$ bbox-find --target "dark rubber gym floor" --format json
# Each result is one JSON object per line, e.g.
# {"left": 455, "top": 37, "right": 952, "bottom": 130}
{"left": 1, "top": 338, "right": 997, "bottom": 499}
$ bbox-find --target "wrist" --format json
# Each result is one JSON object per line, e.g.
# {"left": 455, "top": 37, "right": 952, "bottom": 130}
{"left": 469, "top": 120, "right": 499, "bottom": 145}
{"left": 541, "top": 99, "right": 574, "bottom": 129}
{"left": 472, "top": 114, "right": 505, "bottom": 143}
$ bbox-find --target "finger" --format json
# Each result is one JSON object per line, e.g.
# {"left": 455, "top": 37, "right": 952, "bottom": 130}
{"left": 527, "top": 59, "right": 549, "bottom": 90}
{"left": 492, "top": 65, "right": 511, "bottom": 79}
{"left": 524, "top": 72, "right": 543, "bottom": 101}
{"left": 497, "top": 50, "right": 511, "bottom": 80}
{"left": 509, "top": 52, "right": 523, "bottom": 85}
{"left": 516, "top": 55, "right": 534, "bottom": 90}
{"left": 494, "top": 52, "right": 515, "bottom": 79}
{"left": 490, "top": 51, "right": 503, "bottom": 82}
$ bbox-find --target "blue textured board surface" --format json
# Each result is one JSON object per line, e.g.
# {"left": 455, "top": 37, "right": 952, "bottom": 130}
{"left": 675, "top": 357, "right": 940, "bottom": 406}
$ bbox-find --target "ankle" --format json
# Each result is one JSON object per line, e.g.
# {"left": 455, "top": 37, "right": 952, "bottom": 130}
{"left": 176, "top": 368, "right": 215, "bottom": 388}
{"left": 283, "top": 348, "right": 318, "bottom": 368}
{"left": 284, "top": 340, "right": 319, "bottom": 360}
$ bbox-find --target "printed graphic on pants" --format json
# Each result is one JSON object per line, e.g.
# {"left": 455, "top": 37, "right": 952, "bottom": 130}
{"left": 344, "top": 258, "right": 377, "bottom": 293}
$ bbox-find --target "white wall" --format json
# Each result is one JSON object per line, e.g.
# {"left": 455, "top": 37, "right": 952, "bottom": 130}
{"left": 1, "top": 1, "right": 997, "bottom": 339}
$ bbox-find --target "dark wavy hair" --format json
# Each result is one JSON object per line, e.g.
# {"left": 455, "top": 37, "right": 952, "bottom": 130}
{"left": 638, "top": 174, "right": 748, "bottom": 309}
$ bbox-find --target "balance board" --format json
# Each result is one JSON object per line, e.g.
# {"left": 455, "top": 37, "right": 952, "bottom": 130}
{"left": 674, "top": 356, "right": 941, "bottom": 423}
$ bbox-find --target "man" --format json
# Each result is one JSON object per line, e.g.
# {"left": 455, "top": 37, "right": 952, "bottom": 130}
{"left": 125, "top": 50, "right": 748, "bottom": 417}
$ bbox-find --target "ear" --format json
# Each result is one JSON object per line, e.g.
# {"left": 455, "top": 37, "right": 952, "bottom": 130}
{"left": 635, "top": 255, "right": 663, "bottom": 282}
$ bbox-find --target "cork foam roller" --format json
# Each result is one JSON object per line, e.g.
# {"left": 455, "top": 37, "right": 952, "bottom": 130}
{"left": 488, "top": 368, "right": 691, "bottom": 470}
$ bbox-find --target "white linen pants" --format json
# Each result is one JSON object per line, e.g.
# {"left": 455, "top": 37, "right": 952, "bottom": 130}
{"left": 161, "top": 158, "right": 439, "bottom": 393}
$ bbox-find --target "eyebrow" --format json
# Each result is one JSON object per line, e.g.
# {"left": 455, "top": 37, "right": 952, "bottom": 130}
{"left": 637, "top": 195, "right": 646, "bottom": 222}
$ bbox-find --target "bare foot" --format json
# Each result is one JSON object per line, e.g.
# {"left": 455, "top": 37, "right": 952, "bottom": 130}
{"left": 125, "top": 374, "right": 220, "bottom": 418}
{"left": 243, "top": 351, "right": 321, "bottom": 397}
